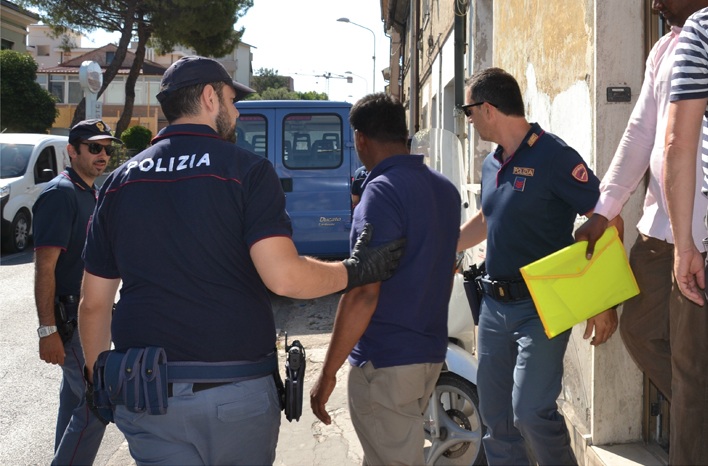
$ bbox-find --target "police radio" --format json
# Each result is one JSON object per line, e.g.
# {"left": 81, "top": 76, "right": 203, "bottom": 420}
{"left": 284, "top": 333, "right": 305, "bottom": 422}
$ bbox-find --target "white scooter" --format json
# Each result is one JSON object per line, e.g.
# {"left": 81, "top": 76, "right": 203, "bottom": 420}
{"left": 423, "top": 263, "right": 487, "bottom": 465}
{"left": 412, "top": 129, "right": 487, "bottom": 465}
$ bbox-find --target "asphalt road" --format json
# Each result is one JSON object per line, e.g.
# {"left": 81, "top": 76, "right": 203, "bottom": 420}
{"left": 0, "top": 248, "right": 362, "bottom": 465}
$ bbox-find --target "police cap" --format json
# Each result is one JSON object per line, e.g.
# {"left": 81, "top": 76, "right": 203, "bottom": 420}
{"left": 156, "top": 56, "right": 255, "bottom": 103}
{"left": 69, "top": 119, "right": 122, "bottom": 144}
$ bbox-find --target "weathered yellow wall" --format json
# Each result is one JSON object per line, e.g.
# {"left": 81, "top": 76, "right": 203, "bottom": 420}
{"left": 494, "top": 0, "right": 593, "bottom": 99}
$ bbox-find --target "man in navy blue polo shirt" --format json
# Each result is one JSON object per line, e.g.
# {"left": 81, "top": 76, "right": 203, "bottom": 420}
{"left": 78, "top": 56, "right": 404, "bottom": 465}
{"left": 457, "top": 68, "right": 617, "bottom": 465}
{"left": 33, "top": 119, "right": 122, "bottom": 465}
{"left": 310, "top": 94, "right": 461, "bottom": 465}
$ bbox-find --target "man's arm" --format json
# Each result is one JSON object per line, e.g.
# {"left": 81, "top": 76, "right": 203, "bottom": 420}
{"left": 458, "top": 210, "right": 487, "bottom": 252}
{"left": 251, "top": 237, "right": 348, "bottom": 297}
{"left": 664, "top": 98, "right": 708, "bottom": 305}
{"left": 251, "top": 224, "right": 404, "bottom": 298}
{"left": 34, "top": 247, "right": 65, "bottom": 365}
{"left": 310, "top": 282, "right": 380, "bottom": 424}
{"left": 79, "top": 272, "right": 120, "bottom": 379}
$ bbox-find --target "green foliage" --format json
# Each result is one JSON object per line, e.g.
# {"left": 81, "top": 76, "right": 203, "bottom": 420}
{"left": 247, "top": 68, "right": 328, "bottom": 101}
{"left": 298, "top": 91, "right": 329, "bottom": 101}
{"left": 149, "top": 0, "right": 253, "bottom": 57}
{"left": 120, "top": 125, "right": 152, "bottom": 150}
{"left": 251, "top": 68, "right": 290, "bottom": 94}
{"left": 0, "top": 51, "right": 57, "bottom": 133}
{"left": 246, "top": 88, "right": 329, "bottom": 101}
{"left": 21, "top": 0, "right": 253, "bottom": 129}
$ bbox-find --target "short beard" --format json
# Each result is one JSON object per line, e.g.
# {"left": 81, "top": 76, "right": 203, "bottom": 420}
{"left": 216, "top": 105, "right": 236, "bottom": 143}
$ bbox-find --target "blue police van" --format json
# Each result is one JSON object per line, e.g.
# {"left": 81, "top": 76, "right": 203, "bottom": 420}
{"left": 235, "top": 100, "right": 360, "bottom": 257}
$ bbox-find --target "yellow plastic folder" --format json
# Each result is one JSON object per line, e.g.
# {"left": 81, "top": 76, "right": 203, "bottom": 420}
{"left": 520, "top": 226, "right": 640, "bottom": 339}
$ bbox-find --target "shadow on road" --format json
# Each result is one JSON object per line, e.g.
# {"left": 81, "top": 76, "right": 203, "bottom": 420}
{"left": 0, "top": 248, "right": 34, "bottom": 266}
{"left": 270, "top": 291, "right": 343, "bottom": 338}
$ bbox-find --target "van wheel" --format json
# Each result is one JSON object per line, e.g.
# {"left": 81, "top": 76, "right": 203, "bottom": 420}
{"left": 7, "top": 210, "right": 30, "bottom": 252}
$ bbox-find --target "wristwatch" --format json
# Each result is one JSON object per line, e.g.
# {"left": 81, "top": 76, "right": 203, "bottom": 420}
{"left": 37, "top": 325, "right": 58, "bottom": 338}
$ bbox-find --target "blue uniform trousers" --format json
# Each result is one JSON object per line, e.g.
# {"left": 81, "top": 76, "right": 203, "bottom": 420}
{"left": 53, "top": 326, "right": 106, "bottom": 465}
{"left": 114, "top": 374, "right": 281, "bottom": 465}
{"left": 477, "top": 296, "right": 576, "bottom": 466}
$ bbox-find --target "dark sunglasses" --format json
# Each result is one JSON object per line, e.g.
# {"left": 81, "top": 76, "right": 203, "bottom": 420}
{"left": 81, "top": 142, "right": 116, "bottom": 156}
{"left": 458, "top": 101, "right": 497, "bottom": 117}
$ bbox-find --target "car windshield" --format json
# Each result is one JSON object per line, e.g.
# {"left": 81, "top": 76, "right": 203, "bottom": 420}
{"left": 0, "top": 144, "right": 33, "bottom": 179}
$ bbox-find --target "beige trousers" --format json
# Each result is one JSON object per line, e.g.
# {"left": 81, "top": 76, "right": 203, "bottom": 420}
{"left": 347, "top": 361, "right": 443, "bottom": 466}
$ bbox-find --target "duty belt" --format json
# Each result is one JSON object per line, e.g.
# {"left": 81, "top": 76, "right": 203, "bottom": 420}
{"left": 167, "top": 352, "right": 278, "bottom": 397}
{"left": 168, "top": 353, "right": 278, "bottom": 383}
{"left": 479, "top": 277, "right": 531, "bottom": 302}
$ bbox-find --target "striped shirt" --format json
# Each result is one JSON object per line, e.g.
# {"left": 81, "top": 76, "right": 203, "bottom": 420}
{"left": 671, "top": 7, "right": 708, "bottom": 194}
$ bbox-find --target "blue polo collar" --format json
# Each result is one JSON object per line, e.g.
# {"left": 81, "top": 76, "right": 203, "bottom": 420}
{"left": 362, "top": 154, "right": 424, "bottom": 191}
{"left": 151, "top": 124, "right": 225, "bottom": 144}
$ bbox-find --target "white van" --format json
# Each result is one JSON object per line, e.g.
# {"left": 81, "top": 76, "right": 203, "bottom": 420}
{"left": 0, "top": 134, "right": 70, "bottom": 252}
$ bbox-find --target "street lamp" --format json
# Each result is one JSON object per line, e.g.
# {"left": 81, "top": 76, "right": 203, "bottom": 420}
{"left": 345, "top": 71, "right": 369, "bottom": 94}
{"left": 337, "top": 17, "right": 376, "bottom": 93}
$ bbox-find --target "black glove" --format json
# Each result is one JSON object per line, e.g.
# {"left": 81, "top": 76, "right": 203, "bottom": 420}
{"left": 83, "top": 366, "right": 111, "bottom": 425}
{"left": 342, "top": 223, "right": 406, "bottom": 291}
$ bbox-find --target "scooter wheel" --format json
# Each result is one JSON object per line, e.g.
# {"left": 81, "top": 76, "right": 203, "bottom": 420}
{"left": 426, "top": 372, "right": 487, "bottom": 465}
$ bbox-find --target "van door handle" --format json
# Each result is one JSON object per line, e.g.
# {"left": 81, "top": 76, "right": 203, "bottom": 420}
{"left": 280, "top": 178, "right": 293, "bottom": 192}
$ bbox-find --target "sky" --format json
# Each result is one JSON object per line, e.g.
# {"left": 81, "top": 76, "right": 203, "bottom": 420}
{"left": 84, "top": 0, "right": 391, "bottom": 103}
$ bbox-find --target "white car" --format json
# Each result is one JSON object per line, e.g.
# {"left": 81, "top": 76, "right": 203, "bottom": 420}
{"left": 0, "top": 133, "right": 70, "bottom": 253}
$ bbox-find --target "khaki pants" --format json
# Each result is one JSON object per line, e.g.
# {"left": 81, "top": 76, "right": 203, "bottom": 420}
{"left": 620, "top": 233, "right": 708, "bottom": 465}
{"left": 348, "top": 361, "right": 443, "bottom": 466}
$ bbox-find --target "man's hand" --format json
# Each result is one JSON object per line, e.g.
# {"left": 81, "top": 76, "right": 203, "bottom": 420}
{"left": 673, "top": 246, "right": 706, "bottom": 306}
{"left": 342, "top": 223, "right": 405, "bottom": 291}
{"left": 574, "top": 214, "right": 609, "bottom": 259}
{"left": 310, "top": 372, "right": 337, "bottom": 425}
{"left": 583, "top": 308, "right": 618, "bottom": 346}
{"left": 39, "top": 333, "right": 65, "bottom": 365}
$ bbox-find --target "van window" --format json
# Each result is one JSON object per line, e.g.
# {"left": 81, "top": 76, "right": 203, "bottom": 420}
{"left": 0, "top": 144, "right": 32, "bottom": 178}
{"left": 283, "top": 113, "right": 343, "bottom": 169}
{"left": 34, "top": 146, "right": 59, "bottom": 182}
{"left": 236, "top": 114, "right": 267, "bottom": 157}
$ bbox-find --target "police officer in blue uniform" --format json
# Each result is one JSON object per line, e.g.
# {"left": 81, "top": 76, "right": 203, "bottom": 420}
{"left": 33, "top": 119, "right": 122, "bottom": 465}
{"left": 457, "top": 68, "right": 618, "bottom": 465}
{"left": 78, "top": 56, "right": 404, "bottom": 466}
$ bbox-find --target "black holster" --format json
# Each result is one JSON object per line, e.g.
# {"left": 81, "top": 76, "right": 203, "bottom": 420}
{"left": 54, "top": 301, "right": 77, "bottom": 344}
{"left": 283, "top": 337, "right": 305, "bottom": 422}
{"left": 462, "top": 262, "right": 486, "bottom": 325}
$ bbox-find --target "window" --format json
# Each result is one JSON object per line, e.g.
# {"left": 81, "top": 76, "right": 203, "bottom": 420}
{"left": 37, "top": 45, "right": 50, "bottom": 56}
{"left": 106, "top": 51, "right": 115, "bottom": 65}
{"left": 1, "top": 39, "right": 14, "bottom": 50}
{"left": 68, "top": 77, "right": 82, "bottom": 104}
{"left": 49, "top": 76, "right": 65, "bottom": 103}
{"left": 36, "top": 75, "right": 48, "bottom": 90}
{"left": 283, "top": 113, "right": 343, "bottom": 169}
{"left": 103, "top": 77, "right": 125, "bottom": 104}
{"left": 34, "top": 146, "right": 58, "bottom": 183}
{"left": 236, "top": 114, "right": 267, "bottom": 157}
{"left": 0, "top": 144, "right": 32, "bottom": 178}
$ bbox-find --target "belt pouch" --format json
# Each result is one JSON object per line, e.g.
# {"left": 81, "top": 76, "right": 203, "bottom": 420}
{"left": 141, "top": 347, "right": 168, "bottom": 415}
{"left": 99, "top": 347, "right": 169, "bottom": 415}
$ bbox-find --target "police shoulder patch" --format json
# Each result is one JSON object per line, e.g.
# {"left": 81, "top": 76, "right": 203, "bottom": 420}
{"left": 571, "top": 164, "right": 589, "bottom": 183}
